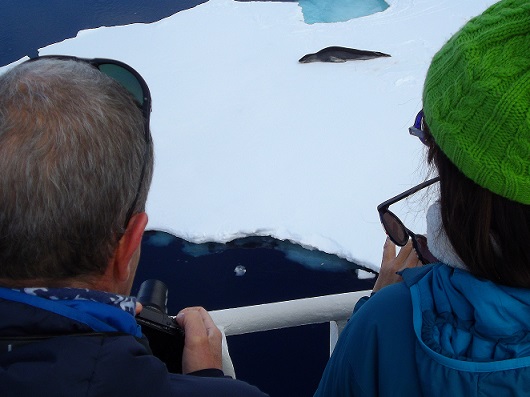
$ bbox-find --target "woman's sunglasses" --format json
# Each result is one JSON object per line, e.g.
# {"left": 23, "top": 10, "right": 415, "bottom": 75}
{"left": 24, "top": 55, "right": 152, "bottom": 229}
{"left": 377, "top": 109, "right": 439, "bottom": 264}
{"left": 377, "top": 177, "right": 440, "bottom": 264}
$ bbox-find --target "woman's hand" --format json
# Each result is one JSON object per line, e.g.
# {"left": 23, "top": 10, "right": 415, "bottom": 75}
{"left": 372, "top": 238, "right": 422, "bottom": 293}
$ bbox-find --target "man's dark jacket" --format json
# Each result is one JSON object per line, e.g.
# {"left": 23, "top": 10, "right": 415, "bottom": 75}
{"left": 0, "top": 289, "right": 269, "bottom": 397}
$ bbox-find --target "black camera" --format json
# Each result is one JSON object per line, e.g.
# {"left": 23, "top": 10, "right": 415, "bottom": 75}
{"left": 136, "top": 279, "right": 184, "bottom": 373}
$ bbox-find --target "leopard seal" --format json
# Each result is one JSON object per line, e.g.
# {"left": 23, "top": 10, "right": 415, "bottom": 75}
{"left": 299, "top": 46, "right": 391, "bottom": 63}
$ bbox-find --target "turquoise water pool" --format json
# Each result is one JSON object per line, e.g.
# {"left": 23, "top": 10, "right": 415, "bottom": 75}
{"left": 299, "top": 0, "right": 389, "bottom": 24}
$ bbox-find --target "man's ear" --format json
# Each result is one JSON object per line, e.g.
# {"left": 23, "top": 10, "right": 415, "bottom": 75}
{"left": 111, "top": 212, "right": 148, "bottom": 283}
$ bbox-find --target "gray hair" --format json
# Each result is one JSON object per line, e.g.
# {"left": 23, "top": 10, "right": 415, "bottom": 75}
{"left": 0, "top": 58, "right": 153, "bottom": 280}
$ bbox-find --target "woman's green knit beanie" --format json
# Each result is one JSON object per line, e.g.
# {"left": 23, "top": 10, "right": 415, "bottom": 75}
{"left": 423, "top": 0, "right": 530, "bottom": 204}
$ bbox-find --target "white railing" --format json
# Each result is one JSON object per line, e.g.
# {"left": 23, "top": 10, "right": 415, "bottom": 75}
{"left": 209, "top": 290, "right": 370, "bottom": 378}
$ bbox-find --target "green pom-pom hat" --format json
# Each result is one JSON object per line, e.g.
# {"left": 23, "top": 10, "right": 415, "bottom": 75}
{"left": 423, "top": 0, "right": 530, "bottom": 204}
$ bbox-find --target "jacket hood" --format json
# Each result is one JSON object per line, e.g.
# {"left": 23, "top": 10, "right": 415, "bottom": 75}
{"left": 403, "top": 264, "right": 530, "bottom": 365}
{"left": 401, "top": 264, "right": 530, "bottom": 396}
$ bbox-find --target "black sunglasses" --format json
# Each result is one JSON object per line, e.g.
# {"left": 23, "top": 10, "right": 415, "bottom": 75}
{"left": 377, "top": 177, "right": 440, "bottom": 264}
{"left": 24, "top": 55, "right": 152, "bottom": 229}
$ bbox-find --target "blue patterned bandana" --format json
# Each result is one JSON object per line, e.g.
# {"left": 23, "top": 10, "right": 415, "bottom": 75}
{"left": 13, "top": 287, "right": 137, "bottom": 315}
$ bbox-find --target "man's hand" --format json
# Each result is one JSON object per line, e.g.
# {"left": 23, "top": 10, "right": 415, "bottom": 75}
{"left": 372, "top": 238, "right": 422, "bottom": 293}
{"left": 175, "top": 307, "right": 223, "bottom": 374}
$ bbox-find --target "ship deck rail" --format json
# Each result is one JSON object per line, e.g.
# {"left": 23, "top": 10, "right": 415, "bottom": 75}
{"left": 209, "top": 290, "right": 371, "bottom": 377}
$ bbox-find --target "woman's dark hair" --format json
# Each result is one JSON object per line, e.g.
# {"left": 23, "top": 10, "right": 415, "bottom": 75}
{"left": 425, "top": 130, "right": 530, "bottom": 288}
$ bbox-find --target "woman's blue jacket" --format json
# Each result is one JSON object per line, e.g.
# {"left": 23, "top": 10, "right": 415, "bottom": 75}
{"left": 315, "top": 263, "right": 530, "bottom": 396}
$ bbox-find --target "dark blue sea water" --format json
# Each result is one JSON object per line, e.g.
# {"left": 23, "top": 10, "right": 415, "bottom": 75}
{"left": 133, "top": 232, "right": 375, "bottom": 397}
{"left": 0, "top": 0, "right": 207, "bottom": 66}
{"left": 1, "top": 2, "right": 377, "bottom": 396}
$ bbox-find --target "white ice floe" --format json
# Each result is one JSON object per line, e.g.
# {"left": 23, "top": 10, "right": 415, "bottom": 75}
{"left": 1, "top": 0, "right": 498, "bottom": 271}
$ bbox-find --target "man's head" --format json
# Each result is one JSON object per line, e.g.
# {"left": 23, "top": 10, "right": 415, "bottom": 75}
{"left": 0, "top": 57, "right": 154, "bottom": 287}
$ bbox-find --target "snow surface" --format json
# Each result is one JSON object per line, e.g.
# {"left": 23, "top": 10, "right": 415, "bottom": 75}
{"left": 2, "top": 0, "right": 499, "bottom": 271}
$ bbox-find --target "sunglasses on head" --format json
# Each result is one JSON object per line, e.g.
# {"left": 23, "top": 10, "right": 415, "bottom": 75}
{"left": 408, "top": 109, "right": 428, "bottom": 145}
{"left": 24, "top": 55, "right": 152, "bottom": 229}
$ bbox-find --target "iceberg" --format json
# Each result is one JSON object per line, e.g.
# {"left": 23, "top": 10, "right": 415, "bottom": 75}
{"left": 3, "top": 0, "right": 498, "bottom": 271}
